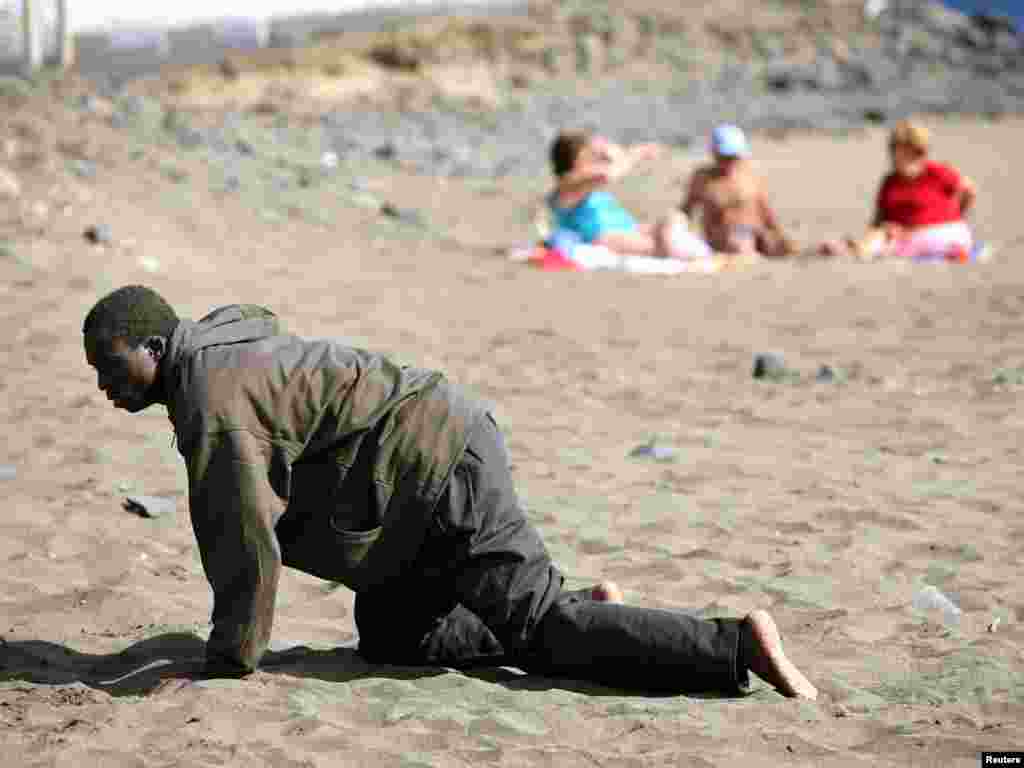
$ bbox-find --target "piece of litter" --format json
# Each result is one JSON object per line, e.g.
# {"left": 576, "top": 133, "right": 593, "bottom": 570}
{"left": 320, "top": 151, "right": 339, "bottom": 170}
{"left": 0, "top": 464, "right": 16, "bottom": 481}
{"left": 124, "top": 495, "right": 176, "bottom": 519}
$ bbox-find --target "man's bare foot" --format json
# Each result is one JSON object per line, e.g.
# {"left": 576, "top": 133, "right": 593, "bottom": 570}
{"left": 590, "top": 581, "right": 624, "bottom": 604}
{"left": 740, "top": 609, "right": 818, "bottom": 700}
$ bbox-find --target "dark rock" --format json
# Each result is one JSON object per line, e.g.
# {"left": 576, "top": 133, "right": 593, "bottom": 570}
{"left": 816, "top": 365, "right": 838, "bottom": 383}
{"left": 84, "top": 224, "right": 113, "bottom": 245}
{"left": 71, "top": 159, "right": 98, "bottom": 179}
{"left": 862, "top": 107, "right": 887, "bottom": 123}
{"left": 971, "top": 13, "right": 1019, "bottom": 41}
{"left": 958, "top": 24, "right": 993, "bottom": 51}
{"left": 763, "top": 61, "right": 813, "bottom": 92}
{"left": 219, "top": 57, "right": 242, "bottom": 80}
{"left": 380, "top": 202, "right": 425, "bottom": 227}
{"left": 753, "top": 352, "right": 787, "bottom": 380}
{"left": 843, "top": 52, "right": 902, "bottom": 90}
{"left": 368, "top": 43, "right": 422, "bottom": 73}
{"left": 123, "top": 495, "right": 176, "bottom": 519}
{"left": 373, "top": 142, "right": 397, "bottom": 161}
{"left": 629, "top": 441, "right": 679, "bottom": 462}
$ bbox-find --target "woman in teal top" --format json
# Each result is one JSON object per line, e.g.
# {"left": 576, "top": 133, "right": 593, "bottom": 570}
{"left": 548, "top": 189, "right": 640, "bottom": 244}
{"left": 547, "top": 131, "right": 711, "bottom": 260}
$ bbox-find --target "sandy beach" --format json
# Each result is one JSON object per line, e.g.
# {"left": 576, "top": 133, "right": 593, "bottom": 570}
{"left": 2, "top": 77, "right": 1024, "bottom": 766}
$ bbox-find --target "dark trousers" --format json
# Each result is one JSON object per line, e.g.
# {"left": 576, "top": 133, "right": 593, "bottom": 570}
{"left": 355, "top": 416, "right": 749, "bottom": 694}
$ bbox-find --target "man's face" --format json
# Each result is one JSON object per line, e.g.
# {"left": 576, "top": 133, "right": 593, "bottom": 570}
{"left": 714, "top": 152, "right": 742, "bottom": 171}
{"left": 84, "top": 335, "right": 160, "bottom": 413}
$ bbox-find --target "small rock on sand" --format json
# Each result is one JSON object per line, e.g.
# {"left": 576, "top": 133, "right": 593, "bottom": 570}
{"left": 753, "top": 352, "right": 787, "bottom": 380}
{"left": 123, "top": 495, "right": 176, "bottom": 519}
{"left": 816, "top": 364, "right": 839, "bottom": 382}
{"left": 380, "top": 202, "right": 425, "bottom": 227}
{"left": 0, "top": 465, "right": 16, "bottom": 481}
{"left": 84, "top": 224, "right": 113, "bottom": 245}
{"left": 629, "top": 441, "right": 679, "bottom": 462}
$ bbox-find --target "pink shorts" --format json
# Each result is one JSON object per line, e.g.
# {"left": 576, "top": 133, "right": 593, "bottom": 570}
{"left": 890, "top": 221, "right": 973, "bottom": 261}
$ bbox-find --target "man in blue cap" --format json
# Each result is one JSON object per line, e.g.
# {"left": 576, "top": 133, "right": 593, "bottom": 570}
{"left": 680, "top": 124, "right": 796, "bottom": 258}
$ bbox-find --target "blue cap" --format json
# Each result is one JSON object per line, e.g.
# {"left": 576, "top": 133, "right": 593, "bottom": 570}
{"left": 711, "top": 124, "right": 751, "bottom": 158}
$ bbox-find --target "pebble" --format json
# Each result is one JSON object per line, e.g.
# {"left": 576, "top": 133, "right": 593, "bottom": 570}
{"left": 753, "top": 352, "right": 788, "bottom": 380}
{"left": 123, "top": 495, "right": 177, "bottom": 519}
{"left": 71, "top": 159, "right": 97, "bottom": 180}
{"left": 629, "top": 441, "right": 679, "bottom": 462}
{"left": 380, "top": 202, "right": 425, "bottom": 227}
{"left": 84, "top": 224, "right": 113, "bottom": 245}
{"left": 816, "top": 364, "right": 838, "bottom": 382}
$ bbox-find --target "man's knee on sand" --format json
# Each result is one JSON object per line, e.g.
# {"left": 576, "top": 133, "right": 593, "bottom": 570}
{"left": 355, "top": 596, "right": 505, "bottom": 667}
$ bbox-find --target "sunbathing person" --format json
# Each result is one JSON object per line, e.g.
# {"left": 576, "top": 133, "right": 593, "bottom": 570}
{"left": 819, "top": 120, "right": 977, "bottom": 261}
{"left": 547, "top": 130, "right": 712, "bottom": 260}
{"left": 680, "top": 124, "right": 797, "bottom": 259}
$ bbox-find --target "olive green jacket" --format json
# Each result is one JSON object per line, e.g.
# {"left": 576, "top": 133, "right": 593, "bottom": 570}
{"left": 163, "top": 305, "right": 485, "bottom": 671}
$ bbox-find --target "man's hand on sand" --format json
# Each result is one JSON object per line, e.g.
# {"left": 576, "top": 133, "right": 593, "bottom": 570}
{"left": 151, "top": 676, "right": 193, "bottom": 695}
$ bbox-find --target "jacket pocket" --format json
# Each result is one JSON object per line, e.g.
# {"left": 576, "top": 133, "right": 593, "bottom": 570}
{"left": 327, "top": 518, "right": 383, "bottom": 572}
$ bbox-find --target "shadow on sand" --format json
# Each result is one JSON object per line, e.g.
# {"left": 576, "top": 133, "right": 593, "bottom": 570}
{"left": 0, "top": 632, "right": 729, "bottom": 700}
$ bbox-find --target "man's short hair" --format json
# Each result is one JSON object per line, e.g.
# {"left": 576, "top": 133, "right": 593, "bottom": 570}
{"left": 550, "top": 130, "right": 592, "bottom": 177}
{"left": 83, "top": 285, "right": 179, "bottom": 348}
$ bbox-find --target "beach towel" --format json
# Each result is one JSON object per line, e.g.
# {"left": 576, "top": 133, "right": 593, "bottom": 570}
{"left": 509, "top": 238, "right": 758, "bottom": 274}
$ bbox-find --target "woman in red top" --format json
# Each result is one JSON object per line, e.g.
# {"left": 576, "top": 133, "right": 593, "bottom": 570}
{"left": 822, "top": 121, "right": 977, "bottom": 260}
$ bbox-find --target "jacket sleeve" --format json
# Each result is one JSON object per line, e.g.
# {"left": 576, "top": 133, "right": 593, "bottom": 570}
{"left": 185, "top": 428, "right": 286, "bottom": 672}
